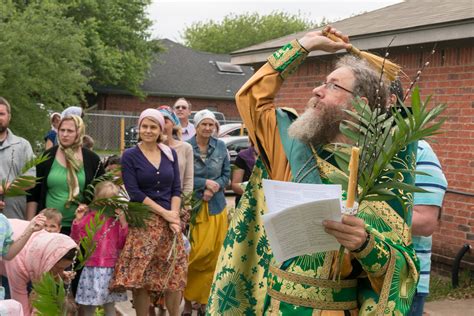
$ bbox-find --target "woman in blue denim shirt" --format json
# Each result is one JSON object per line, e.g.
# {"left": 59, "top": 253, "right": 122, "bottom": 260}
{"left": 183, "top": 110, "right": 230, "bottom": 316}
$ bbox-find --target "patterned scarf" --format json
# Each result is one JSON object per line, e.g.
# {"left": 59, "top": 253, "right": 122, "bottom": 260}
{"left": 58, "top": 115, "right": 85, "bottom": 204}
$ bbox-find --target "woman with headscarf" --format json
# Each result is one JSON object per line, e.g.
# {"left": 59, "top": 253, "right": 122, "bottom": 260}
{"left": 157, "top": 105, "right": 194, "bottom": 229}
{"left": 27, "top": 115, "right": 105, "bottom": 234}
{"left": 183, "top": 110, "right": 230, "bottom": 316}
{"left": 110, "top": 109, "right": 187, "bottom": 316}
{"left": 1, "top": 218, "right": 77, "bottom": 316}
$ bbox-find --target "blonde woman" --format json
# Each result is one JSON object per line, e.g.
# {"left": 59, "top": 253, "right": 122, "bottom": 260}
{"left": 28, "top": 114, "right": 104, "bottom": 234}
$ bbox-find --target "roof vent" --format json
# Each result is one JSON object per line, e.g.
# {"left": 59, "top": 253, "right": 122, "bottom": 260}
{"left": 215, "top": 61, "right": 243, "bottom": 74}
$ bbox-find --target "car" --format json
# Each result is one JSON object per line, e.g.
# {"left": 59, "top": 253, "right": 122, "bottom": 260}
{"left": 218, "top": 123, "right": 247, "bottom": 138}
{"left": 124, "top": 125, "right": 139, "bottom": 148}
{"left": 221, "top": 136, "right": 250, "bottom": 165}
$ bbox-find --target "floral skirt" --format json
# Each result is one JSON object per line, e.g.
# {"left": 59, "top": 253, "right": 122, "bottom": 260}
{"left": 184, "top": 202, "right": 228, "bottom": 304}
{"left": 110, "top": 213, "right": 187, "bottom": 300}
{"left": 76, "top": 267, "right": 127, "bottom": 305}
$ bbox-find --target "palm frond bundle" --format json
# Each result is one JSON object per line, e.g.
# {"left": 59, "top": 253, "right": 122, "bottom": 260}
{"left": 326, "top": 86, "right": 446, "bottom": 212}
{"left": 1, "top": 153, "right": 50, "bottom": 198}
{"left": 32, "top": 272, "right": 66, "bottom": 316}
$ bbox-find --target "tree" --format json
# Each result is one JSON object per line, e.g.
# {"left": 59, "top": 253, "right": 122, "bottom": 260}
{"left": 182, "top": 12, "right": 326, "bottom": 54}
{"left": 0, "top": 0, "right": 160, "bottom": 147}
{"left": 0, "top": 1, "right": 90, "bottom": 147}
{"left": 61, "top": 0, "right": 161, "bottom": 96}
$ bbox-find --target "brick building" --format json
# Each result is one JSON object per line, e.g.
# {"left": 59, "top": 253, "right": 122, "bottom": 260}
{"left": 95, "top": 39, "right": 253, "bottom": 121}
{"left": 231, "top": 0, "right": 474, "bottom": 274}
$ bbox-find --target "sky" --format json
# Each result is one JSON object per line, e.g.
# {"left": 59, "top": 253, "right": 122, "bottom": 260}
{"left": 148, "top": 0, "right": 403, "bottom": 42}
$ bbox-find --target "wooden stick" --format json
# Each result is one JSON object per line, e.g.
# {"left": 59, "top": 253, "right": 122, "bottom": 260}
{"left": 346, "top": 147, "right": 360, "bottom": 208}
{"left": 322, "top": 30, "right": 402, "bottom": 81}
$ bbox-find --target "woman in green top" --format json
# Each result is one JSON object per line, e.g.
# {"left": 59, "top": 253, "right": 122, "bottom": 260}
{"left": 27, "top": 115, "right": 104, "bottom": 235}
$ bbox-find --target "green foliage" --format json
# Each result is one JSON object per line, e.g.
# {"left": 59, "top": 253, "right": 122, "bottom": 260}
{"left": 83, "top": 171, "right": 152, "bottom": 227}
{"left": 327, "top": 87, "right": 447, "bottom": 209}
{"left": 182, "top": 11, "right": 323, "bottom": 54}
{"left": 0, "top": 1, "right": 90, "bottom": 146}
{"left": 32, "top": 272, "right": 66, "bottom": 316}
{"left": 1, "top": 153, "right": 50, "bottom": 198}
{"left": 60, "top": 0, "right": 161, "bottom": 96}
{"left": 89, "top": 197, "right": 151, "bottom": 228}
{"left": 188, "top": 191, "right": 203, "bottom": 226}
{"left": 0, "top": 0, "right": 160, "bottom": 146}
{"left": 75, "top": 210, "right": 105, "bottom": 270}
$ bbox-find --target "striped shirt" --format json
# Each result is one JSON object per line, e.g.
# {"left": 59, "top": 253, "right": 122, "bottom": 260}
{"left": 413, "top": 140, "right": 447, "bottom": 294}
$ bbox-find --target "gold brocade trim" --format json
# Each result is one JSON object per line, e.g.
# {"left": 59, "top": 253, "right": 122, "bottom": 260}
{"left": 352, "top": 232, "right": 375, "bottom": 259}
{"left": 269, "top": 266, "right": 357, "bottom": 289}
{"left": 267, "top": 288, "right": 358, "bottom": 310}
{"left": 315, "top": 152, "right": 411, "bottom": 246}
{"left": 267, "top": 40, "right": 308, "bottom": 79}
{"left": 402, "top": 250, "right": 419, "bottom": 290}
{"left": 266, "top": 296, "right": 281, "bottom": 315}
{"left": 321, "top": 251, "right": 334, "bottom": 279}
{"left": 370, "top": 257, "right": 390, "bottom": 278}
{"left": 376, "top": 201, "right": 412, "bottom": 245}
{"left": 376, "top": 247, "right": 397, "bottom": 315}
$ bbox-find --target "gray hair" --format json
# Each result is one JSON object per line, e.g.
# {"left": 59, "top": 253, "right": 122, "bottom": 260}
{"left": 336, "top": 55, "right": 390, "bottom": 112}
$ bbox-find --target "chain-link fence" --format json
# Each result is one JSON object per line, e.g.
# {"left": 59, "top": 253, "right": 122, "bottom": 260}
{"left": 84, "top": 110, "right": 244, "bottom": 153}
{"left": 84, "top": 111, "right": 139, "bottom": 153}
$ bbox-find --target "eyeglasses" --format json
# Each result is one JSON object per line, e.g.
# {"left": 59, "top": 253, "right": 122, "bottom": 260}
{"left": 174, "top": 105, "right": 188, "bottom": 110}
{"left": 319, "top": 81, "right": 354, "bottom": 95}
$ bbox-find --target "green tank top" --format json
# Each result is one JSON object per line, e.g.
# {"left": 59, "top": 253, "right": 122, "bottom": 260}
{"left": 46, "top": 159, "right": 85, "bottom": 227}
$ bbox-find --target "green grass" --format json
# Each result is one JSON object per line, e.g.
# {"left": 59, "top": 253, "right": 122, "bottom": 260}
{"left": 94, "top": 149, "right": 120, "bottom": 158}
{"left": 427, "top": 270, "right": 474, "bottom": 301}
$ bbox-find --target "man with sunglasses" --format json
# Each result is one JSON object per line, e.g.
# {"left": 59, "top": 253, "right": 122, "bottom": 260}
{"left": 208, "top": 27, "right": 419, "bottom": 315}
{"left": 173, "top": 98, "right": 196, "bottom": 141}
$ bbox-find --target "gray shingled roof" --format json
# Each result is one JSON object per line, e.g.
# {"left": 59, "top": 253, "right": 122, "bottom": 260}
{"left": 99, "top": 39, "right": 254, "bottom": 100}
{"left": 231, "top": 0, "right": 474, "bottom": 64}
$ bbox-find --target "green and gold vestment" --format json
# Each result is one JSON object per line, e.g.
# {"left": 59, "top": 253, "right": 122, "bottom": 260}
{"left": 208, "top": 40, "right": 419, "bottom": 315}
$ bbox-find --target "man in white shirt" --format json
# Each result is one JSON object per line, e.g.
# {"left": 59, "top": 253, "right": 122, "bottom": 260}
{"left": 173, "top": 98, "right": 196, "bottom": 141}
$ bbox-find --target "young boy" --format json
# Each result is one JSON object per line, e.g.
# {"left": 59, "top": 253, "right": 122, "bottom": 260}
{"left": 39, "top": 208, "right": 62, "bottom": 233}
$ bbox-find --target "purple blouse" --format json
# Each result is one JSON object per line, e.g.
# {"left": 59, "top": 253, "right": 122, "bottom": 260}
{"left": 121, "top": 145, "right": 181, "bottom": 210}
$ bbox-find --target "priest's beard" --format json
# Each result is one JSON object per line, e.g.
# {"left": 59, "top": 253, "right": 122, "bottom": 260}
{"left": 288, "top": 97, "right": 349, "bottom": 146}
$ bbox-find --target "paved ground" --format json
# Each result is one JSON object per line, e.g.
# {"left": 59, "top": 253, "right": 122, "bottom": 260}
{"left": 423, "top": 298, "right": 474, "bottom": 316}
{"left": 117, "top": 297, "right": 474, "bottom": 315}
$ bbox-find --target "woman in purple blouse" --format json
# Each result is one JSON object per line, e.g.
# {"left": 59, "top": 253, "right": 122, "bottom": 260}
{"left": 110, "top": 109, "right": 187, "bottom": 316}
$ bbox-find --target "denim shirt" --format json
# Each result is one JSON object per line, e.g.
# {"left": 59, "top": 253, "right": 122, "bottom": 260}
{"left": 188, "top": 136, "right": 230, "bottom": 215}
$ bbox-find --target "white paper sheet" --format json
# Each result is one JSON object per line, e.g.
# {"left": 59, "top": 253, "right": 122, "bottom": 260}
{"left": 262, "top": 179, "right": 342, "bottom": 213}
{"left": 261, "top": 180, "right": 343, "bottom": 263}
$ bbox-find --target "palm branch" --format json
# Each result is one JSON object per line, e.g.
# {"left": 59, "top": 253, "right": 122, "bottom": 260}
{"left": 326, "top": 86, "right": 446, "bottom": 214}
{"left": 81, "top": 170, "right": 151, "bottom": 228}
{"left": 88, "top": 196, "right": 151, "bottom": 228}
{"left": 1, "top": 153, "right": 49, "bottom": 198}
{"left": 75, "top": 210, "right": 106, "bottom": 270}
{"left": 32, "top": 272, "right": 66, "bottom": 316}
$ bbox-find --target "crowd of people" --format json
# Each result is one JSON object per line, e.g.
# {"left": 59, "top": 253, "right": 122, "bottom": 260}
{"left": 0, "top": 94, "right": 236, "bottom": 315}
{"left": 0, "top": 26, "right": 447, "bottom": 316}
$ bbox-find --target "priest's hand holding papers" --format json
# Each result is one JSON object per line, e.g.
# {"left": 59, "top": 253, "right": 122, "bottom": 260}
{"left": 262, "top": 179, "right": 343, "bottom": 263}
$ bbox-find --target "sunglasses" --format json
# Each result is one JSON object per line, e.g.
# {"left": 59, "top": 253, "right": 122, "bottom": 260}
{"left": 174, "top": 105, "right": 188, "bottom": 110}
